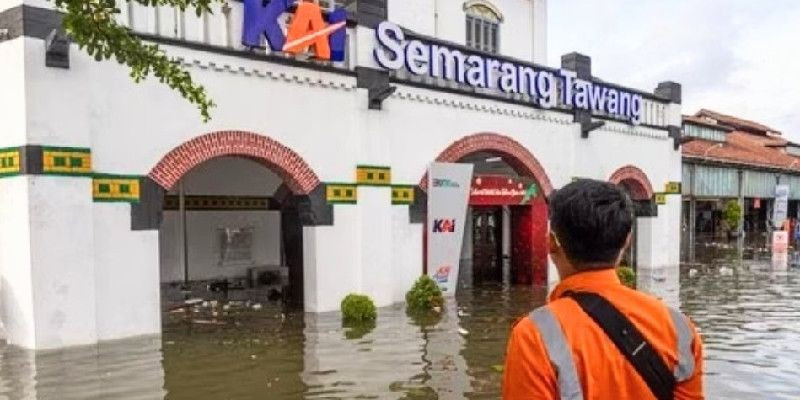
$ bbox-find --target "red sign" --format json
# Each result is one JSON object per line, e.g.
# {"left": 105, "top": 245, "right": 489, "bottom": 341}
{"left": 469, "top": 175, "right": 538, "bottom": 206}
{"left": 754, "top": 198, "right": 761, "bottom": 209}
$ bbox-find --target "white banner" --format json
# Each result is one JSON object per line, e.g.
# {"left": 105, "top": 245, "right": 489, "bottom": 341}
{"left": 427, "top": 162, "right": 474, "bottom": 295}
{"left": 774, "top": 184, "right": 789, "bottom": 228}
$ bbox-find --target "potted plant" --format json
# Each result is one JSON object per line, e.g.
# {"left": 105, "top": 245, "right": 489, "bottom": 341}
{"left": 723, "top": 200, "right": 742, "bottom": 239}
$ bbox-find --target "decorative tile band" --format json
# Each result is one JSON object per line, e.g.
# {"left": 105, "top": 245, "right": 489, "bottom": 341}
{"left": 392, "top": 185, "right": 415, "bottom": 205}
{"left": 665, "top": 181, "right": 681, "bottom": 194}
{"left": 42, "top": 147, "right": 91, "bottom": 175}
{"left": 326, "top": 183, "right": 358, "bottom": 204}
{"left": 356, "top": 165, "right": 391, "bottom": 186}
{"left": 93, "top": 174, "right": 141, "bottom": 203}
{"left": 0, "top": 147, "right": 21, "bottom": 177}
{"left": 655, "top": 193, "right": 667, "bottom": 205}
{"left": 164, "top": 195, "right": 272, "bottom": 211}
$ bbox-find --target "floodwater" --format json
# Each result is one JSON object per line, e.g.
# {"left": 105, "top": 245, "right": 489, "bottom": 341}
{"left": 1, "top": 249, "right": 799, "bottom": 399}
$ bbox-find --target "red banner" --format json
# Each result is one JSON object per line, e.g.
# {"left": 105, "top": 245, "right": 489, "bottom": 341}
{"left": 469, "top": 175, "right": 539, "bottom": 206}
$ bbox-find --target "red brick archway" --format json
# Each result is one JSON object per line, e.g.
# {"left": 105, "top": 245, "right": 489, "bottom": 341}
{"left": 148, "top": 131, "right": 321, "bottom": 194}
{"left": 609, "top": 165, "right": 654, "bottom": 201}
{"left": 420, "top": 133, "right": 554, "bottom": 196}
{"left": 421, "top": 133, "right": 552, "bottom": 286}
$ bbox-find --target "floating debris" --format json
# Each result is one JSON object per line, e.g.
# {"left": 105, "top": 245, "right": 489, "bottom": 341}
{"left": 458, "top": 328, "right": 469, "bottom": 336}
{"left": 184, "top": 298, "right": 204, "bottom": 306}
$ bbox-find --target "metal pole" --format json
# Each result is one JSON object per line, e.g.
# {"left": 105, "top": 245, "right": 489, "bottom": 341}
{"left": 737, "top": 170, "right": 745, "bottom": 258}
{"left": 179, "top": 180, "right": 189, "bottom": 288}
{"left": 688, "top": 164, "right": 696, "bottom": 262}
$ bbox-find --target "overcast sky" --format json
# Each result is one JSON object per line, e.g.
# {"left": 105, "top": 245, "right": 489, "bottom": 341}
{"left": 548, "top": 0, "right": 800, "bottom": 140}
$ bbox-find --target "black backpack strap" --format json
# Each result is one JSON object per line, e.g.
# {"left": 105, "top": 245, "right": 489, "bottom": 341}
{"left": 565, "top": 291, "right": 676, "bottom": 400}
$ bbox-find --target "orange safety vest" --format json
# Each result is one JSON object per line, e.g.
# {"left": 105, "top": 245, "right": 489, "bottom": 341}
{"left": 503, "top": 269, "right": 704, "bottom": 399}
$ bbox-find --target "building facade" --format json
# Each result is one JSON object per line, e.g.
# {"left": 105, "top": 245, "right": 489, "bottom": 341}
{"left": 682, "top": 109, "right": 800, "bottom": 254}
{"left": 0, "top": 0, "right": 682, "bottom": 349}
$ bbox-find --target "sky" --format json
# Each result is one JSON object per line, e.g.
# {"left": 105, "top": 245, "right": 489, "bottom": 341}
{"left": 548, "top": 0, "right": 800, "bottom": 140}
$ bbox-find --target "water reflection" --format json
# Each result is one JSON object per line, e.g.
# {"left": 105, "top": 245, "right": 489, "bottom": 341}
{"left": 1, "top": 245, "right": 799, "bottom": 399}
{"left": 0, "top": 336, "right": 165, "bottom": 400}
{"left": 681, "top": 241, "right": 800, "bottom": 399}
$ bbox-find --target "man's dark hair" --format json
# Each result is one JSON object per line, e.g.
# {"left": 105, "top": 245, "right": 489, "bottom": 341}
{"left": 548, "top": 179, "right": 634, "bottom": 269}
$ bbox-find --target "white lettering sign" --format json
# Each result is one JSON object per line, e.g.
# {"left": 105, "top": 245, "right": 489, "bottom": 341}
{"left": 373, "top": 21, "right": 644, "bottom": 124}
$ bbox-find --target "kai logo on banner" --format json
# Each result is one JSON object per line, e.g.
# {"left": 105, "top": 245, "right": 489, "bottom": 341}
{"left": 242, "top": 0, "right": 347, "bottom": 61}
{"left": 432, "top": 219, "right": 456, "bottom": 233}
{"left": 433, "top": 266, "right": 452, "bottom": 286}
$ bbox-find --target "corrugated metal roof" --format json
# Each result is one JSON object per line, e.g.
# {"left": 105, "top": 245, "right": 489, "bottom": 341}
{"left": 690, "top": 165, "right": 739, "bottom": 198}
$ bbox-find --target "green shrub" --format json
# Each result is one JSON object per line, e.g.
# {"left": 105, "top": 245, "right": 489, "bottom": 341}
{"left": 617, "top": 266, "right": 636, "bottom": 289}
{"left": 405, "top": 275, "right": 444, "bottom": 311}
{"left": 340, "top": 293, "right": 377, "bottom": 323}
{"left": 723, "top": 199, "right": 742, "bottom": 232}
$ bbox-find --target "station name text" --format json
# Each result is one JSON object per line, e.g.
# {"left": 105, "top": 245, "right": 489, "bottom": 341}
{"left": 373, "top": 21, "right": 643, "bottom": 125}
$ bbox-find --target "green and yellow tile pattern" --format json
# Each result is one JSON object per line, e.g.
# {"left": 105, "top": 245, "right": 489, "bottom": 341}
{"left": 665, "top": 181, "right": 681, "bottom": 194}
{"left": 391, "top": 185, "right": 415, "bottom": 205}
{"left": 43, "top": 147, "right": 92, "bottom": 175}
{"left": 0, "top": 148, "right": 21, "bottom": 177}
{"left": 326, "top": 183, "right": 358, "bottom": 204}
{"left": 356, "top": 165, "right": 391, "bottom": 186}
{"left": 93, "top": 175, "right": 141, "bottom": 203}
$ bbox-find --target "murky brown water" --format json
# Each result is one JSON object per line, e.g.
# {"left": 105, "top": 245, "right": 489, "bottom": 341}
{"left": 1, "top": 250, "right": 800, "bottom": 399}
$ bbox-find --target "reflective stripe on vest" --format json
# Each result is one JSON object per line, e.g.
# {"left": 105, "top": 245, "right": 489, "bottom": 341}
{"left": 529, "top": 307, "right": 584, "bottom": 400}
{"left": 530, "top": 305, "right": 696, "bottom": 398}
{"left": 668, "top": 307, "right": 695, "bottom": 382}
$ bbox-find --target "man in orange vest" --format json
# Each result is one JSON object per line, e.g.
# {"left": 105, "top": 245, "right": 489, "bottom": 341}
{"left": 503, "top": 179, "right": 703, "bottom": 399}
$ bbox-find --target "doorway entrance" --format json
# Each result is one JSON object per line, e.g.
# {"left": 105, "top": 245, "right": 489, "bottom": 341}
{"left": 158, "top": 156, "right": 306, "bottom": 313}
{"left": 471, "top": 206, "right": 503, "bottom": 281}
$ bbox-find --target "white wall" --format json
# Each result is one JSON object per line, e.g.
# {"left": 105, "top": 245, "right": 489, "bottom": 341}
{"left": 94, "top": 204, "right": 160, "bottom": 341}
{"left": 0, "top": 177, "right": 35, "bottom": 348}
{"left": 28, "top": 176, "right": 98, "bottom": 349}
{"left": 3, "top": 0, "right": 682, "bottom": 347}
{"left": 391, "top": 0, "right": 543, "bottom": 63}
{"left": 159, "top": 157, "right": 284, "bottom": 282}
{"left": 0, "top": 38, "right": 27, "bottom": 147}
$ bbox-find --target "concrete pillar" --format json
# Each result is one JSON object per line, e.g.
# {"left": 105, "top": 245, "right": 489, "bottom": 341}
{"left": 688, "top": 164, "right": 697, "bottom": 262}
{"left": 0, "top": 176, "right": 98, "bottom": 349}
{"left": 502, "top": 206, "right": 511, "bottom": 259}
{"left": 737, "top": 169, "right": 745, "bottom": 254}
{"left": 303, "top": 205, "right": 360, "bottom": 313}
{"left": 357, "top": 186, "right": 394, "bottom": 307}
{"left": 636, "top": 195, "right": 681, "bottom": 305}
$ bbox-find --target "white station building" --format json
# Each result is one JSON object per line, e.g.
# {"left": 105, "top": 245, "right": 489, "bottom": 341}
{"left": 0, "top": 0, "right": 683, "bottom": 349}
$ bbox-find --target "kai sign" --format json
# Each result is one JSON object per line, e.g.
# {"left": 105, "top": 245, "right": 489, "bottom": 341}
{"left": 243, "top": 0, "right": 347, "bottom": 61}
{"left": 373, "top": 21, "right": 644, "bottom": 125}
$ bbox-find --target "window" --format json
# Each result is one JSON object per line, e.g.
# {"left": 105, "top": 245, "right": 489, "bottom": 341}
{"left": 318, "top": 0, "right": 357, "bottom": 12}
{"left": 465, "top": 2, "right": 502, "bottom": 54}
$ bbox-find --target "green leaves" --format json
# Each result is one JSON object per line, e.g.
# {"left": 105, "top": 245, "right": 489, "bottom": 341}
{"left": 55, "top": 0, "right": 219, "bottom": 121}
{"left": 405, "top": 275, "right": 444, "bottom": 311}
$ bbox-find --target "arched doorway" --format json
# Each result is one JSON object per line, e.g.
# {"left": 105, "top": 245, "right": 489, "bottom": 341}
{"left": 609, "top": 165, "right": 655, "bottom": 270}
{"left": 149, "top": 131, "right": 322, "bottom": 312}
{"left": 422, "top": 133, "right": 552, "bottom": 286}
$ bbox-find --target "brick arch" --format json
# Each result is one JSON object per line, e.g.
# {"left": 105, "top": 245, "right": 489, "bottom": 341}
{"left": 609, "top": 165, "right": 654, "bottom": 201}
{"left": 420, "top": 133, "right": 553, "bottom": 197}
{"left": 148, "top": 131, "right": 321, "bottom": 194}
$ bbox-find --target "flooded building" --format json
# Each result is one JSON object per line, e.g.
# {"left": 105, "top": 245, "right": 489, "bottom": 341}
{"left": 0, "top": 0, "right": 682, "bottom": 349}
{"left": 682, "top": 109, "right": 800, "bottom": 247}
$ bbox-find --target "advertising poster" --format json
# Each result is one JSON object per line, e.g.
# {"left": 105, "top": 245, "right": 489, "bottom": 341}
{"left": 427, "top": 162, "right": 474, "bottom": 295}
{"left": 773, "top": 184, "right": 789, "bottom": 228}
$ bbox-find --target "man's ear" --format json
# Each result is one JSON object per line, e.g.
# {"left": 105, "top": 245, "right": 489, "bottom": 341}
{"left": 548, "top": 232, "right": 559, "bottom": 255}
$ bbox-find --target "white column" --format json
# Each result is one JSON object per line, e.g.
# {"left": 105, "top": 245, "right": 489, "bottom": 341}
{"left": 303, "top": 206, "right": 360, "bottom": 313}
{"left": 0, "top": 176, "right": 99, "bottom": 349}
{"left": 502, "top": 206, "right": 511, "bottom": 258}
{"left": 636, "top": 195, "right": 681, "bottom": 306}
{"left": 93, "top": 204, "right": 161, "bottom": 342}
{"left": 357, "top": 186, "right": 394, "bottom": 307}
